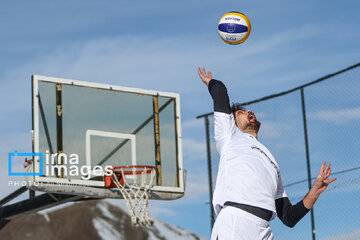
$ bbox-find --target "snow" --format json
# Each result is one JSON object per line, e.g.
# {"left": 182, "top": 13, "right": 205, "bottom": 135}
{"left": 101, "top": 199, "right": 209, "bottom": 240}
{"left": 146, "top": 230, "right": 161, "bottom": 240}
{"left": 38, "top": 201, "right": 78, "bottom": 214}
{"left": 104, "top": 198, "right": 128, "bottom": 212}
{"left": 92, "top": 217, "right": 123, "bottom": 240}
{"left": 150, "top": 218, "right": 208, "bottom": 240}
{"left": 96, "top": 201, "right": 118, "bottom": 221}
{"left": 38, "top": 211, "right": 51, "bottom": 223}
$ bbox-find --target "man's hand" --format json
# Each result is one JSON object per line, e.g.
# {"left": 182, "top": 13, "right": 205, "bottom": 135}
{"left": 197, "top": 67, "right": 212, "bottom": 86}
{"left": 303, "top": 161, "right": 337, "bottom": 209}
{"left": 312, "top": 161, "right": 337, "bottom": 194}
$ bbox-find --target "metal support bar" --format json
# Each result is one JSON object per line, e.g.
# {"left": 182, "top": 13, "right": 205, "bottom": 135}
{"left": 56, "top": 83, "right": 64, "bottom": 178}
{"left": 153, "top": 95, "right": 162, "bottom": 186}
{"left": 29, "top": 190, "right": 35, "bottom": 200}
{"left": 173, "top": 100, "right": 180, "bottom": 187}
{"left": 205, "top": 116, "right": 215, "bottom": 228}
{"left": 47, "top": 193, "right": 59, "bottom": 201}
{"left": 0, "top": 193, "right": 83, "bottom": 221}
{"left": 301, "top": 88, "right": 316, "bottom": 240}
{"left": 0, "top": 187, "right": 28, "bottom": 206}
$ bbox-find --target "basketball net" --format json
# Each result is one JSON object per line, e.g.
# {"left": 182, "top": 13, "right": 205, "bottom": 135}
{"left": 111, "top": 167, "right": 156, "bottom": 227}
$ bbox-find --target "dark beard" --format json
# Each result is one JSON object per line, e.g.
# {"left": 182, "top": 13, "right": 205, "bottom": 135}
{"left": 246, "top": 120, "right": 261, "bottom": 133}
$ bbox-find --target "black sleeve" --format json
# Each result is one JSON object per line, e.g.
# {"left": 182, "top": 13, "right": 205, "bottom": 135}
{"left": 208, "top": 79, "right": 232, "bottom": 114}
{"left": 275, "top": 197, "right": 310, "bottom": 228}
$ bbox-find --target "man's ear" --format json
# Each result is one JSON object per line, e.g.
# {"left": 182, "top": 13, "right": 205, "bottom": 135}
{"left": 234, "top": 110, "right": 240, "bottom": 118}
{"left": 233, "top": 111, "right": 239, "bottom": 127}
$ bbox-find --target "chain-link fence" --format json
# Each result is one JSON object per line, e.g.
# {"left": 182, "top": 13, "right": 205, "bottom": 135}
{"left": 197, "top": 63, "right": 360, "bottom": 240}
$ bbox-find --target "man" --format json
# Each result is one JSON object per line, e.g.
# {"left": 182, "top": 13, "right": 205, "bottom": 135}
{"left": 197, "top": 67, "right": 336, "bottom": 240}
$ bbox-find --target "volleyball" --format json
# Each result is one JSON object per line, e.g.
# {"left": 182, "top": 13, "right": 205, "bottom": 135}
{"left": 218, "top": 12, "right": 251, "bottom": 45}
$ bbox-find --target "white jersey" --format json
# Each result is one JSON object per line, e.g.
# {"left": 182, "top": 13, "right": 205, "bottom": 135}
{"left": 212, "top": 112, "right": 287, "bottom": 220}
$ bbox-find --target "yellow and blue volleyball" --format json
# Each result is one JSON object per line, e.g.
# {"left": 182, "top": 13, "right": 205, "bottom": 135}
{"left": 218, "top": 12, "right": 251, "bottom": 45}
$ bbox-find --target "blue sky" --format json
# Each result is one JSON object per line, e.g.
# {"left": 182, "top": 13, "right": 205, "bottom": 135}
{"left": 1, "top": 0, "right": 360, "bottom": 238}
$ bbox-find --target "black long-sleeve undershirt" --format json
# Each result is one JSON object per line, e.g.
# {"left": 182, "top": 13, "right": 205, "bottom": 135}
{"left": 208, "top": 79, "right": 232, "bottom": 114}
{"left": 275, "top": 197, "right": 310, "bottom": 228}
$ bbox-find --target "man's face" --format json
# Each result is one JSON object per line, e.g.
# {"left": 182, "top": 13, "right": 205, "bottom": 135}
{"left": 234, "top": 109, "right": 261, "bottom": 134}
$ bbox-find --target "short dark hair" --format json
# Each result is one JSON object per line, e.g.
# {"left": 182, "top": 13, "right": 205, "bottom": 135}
{"left": 231, "top": 102, "right": 245, "bottom": 113}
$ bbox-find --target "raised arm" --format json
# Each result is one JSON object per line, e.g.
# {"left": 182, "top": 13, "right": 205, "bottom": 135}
{"left": 197, "top": 67, "right": 231, "bottom": 114}
{"left": 198, "top": 67, "right": 235, "bottom": 154}
{"left": 276, "top": 161, "right": 336, "bottom": 228}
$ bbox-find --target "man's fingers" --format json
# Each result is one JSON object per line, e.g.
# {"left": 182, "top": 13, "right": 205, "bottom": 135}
{"left": 197, "top": 67, "right": 211, "bottom": 86}
{"left": 323, "top": 176, "right": 336, "bottom": 185}
{"left": 198, "top": 67, "right": 207, "bottom": 81}
{"left": 324, "top": 163, "right": 330, "bottom": 174}
{"left": 202, "top": 67, "right": 206, "bottom": 76}
{"left": 326, "top": 167, "right": 331, "bottom": 177}
{"left": 199, "top": 67, "right": 205, "bottom": 77}
{"left": 329, "top": 177, "right": 337, "bottom": 183}
{"left": 319, "top": 161, "right": 326, "bottom": 173}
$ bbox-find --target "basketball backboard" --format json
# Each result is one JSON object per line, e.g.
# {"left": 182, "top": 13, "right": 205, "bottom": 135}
{"left": 26, "top": 75, "right": 185, "bottom": 200}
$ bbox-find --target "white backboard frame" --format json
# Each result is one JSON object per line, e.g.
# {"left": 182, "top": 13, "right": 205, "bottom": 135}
{"left": 31, "top": 74, "right": 185, "bottom": 198}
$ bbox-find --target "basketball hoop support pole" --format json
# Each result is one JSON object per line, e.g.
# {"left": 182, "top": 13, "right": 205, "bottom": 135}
{"left": 205, "top": 116, "right": 215, "bottom": 228}
{"left": 153, "top": 95, "right": 162, "bottom": 186}
{"left": 56, "top": 84, "right": 64, "bottom": 178}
